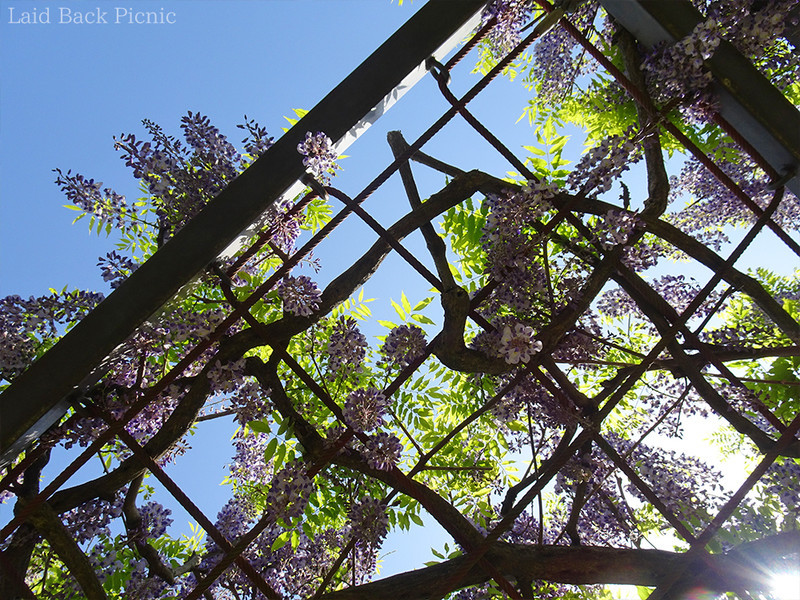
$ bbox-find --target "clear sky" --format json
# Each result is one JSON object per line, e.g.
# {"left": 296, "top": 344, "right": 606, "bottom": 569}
{"left": 4, "top": 0, "right": 794, "bottom": 583}
{"left": 0, "top": 0, "right": 546, "bottom": 576}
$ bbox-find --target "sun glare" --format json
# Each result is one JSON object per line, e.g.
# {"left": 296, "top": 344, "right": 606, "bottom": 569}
{"left": 771, "top": 570, "right": 800, "bottom": 600}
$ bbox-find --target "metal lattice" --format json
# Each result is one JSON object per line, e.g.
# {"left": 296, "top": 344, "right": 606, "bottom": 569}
{"left": 1, "top": 1, "right": 799, "bottom": 599}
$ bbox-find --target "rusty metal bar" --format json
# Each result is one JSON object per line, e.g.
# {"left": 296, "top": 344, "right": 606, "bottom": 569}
{"left": 0, "top": 0, "right": 488, "bottom": 467}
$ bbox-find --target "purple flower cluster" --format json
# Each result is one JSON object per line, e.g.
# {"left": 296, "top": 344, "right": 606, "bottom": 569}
{"left": 268, "top": 197, "right": 302, "bottom": 254}
{"left": 597, "top": 274, "right": 722, "bottom": 322}
{"left": 228, "top": 378, "right": 270, "bottom": 425}
{"left": 343, "top": 387, "right": 390, "bottom": 432}
{"left": 698, "top": 0, "right": 799, "bottom": 91}
{"left": 0, "top": 290, "right": 104, "bottom": 383}
{"left": 498, "top": 323, "right": 542, "bottom": 365}
{"left": 482, "top": 181, "right": 555, "bottom": 244}
{"left": 206, "top": 358, "right": 248, "bottom": 396}
{"left": 597, "top": 209, "right": 642, "bottom": 250}
{"left": 481, "top": 0, "right": 533, "bottom": 55}
{"left": 480, "top": 183, "right": 556, "bottom": 314}
{"left": 378, "top": 323, "right": 428, "bottom": 369}
{"left": 265, "top": 460, "right": 314, "bottom": 523}
{"left": 61, "top": 495, "right": 124, "bottom": 544}
{"left": 137, "top": 500, "right": 173, "bottom": 539}
{"left": 348, "top": 497, "right": 389, "bottom": 545}
{"left": 229, "top": 431, "right": 272, "bottom": 485}
{"left": 530, "top": 1, "right": 600, "bottom": 101}
{"left": 641, "top": 18, "right": 721, "bottom": 122}
{"left": 763, "top": 460, "right": 800, "bottom": 508}
{"left": 326, "top": 316, "right": 368, "bottom": 377}
{"left": 607, "top": 433, "right": 724, "bottom": 525}
{"left": 126, "top": 557, "right": 172, "bottom": 598}
{"left": 113, "top": 112, "right": 270, "bottom": 241}
{"left": 566, "top": 134, "right": 640, "bottom": 196}
{"left": 276, "top": 274, "right": 322, "bottom": 317}
{"left": 53, "top": 168, "right": 128, "bottom": 230}
{"left": 210, "top": 496, "right": 253, "bottom": 547}
{"left": 297, "top": 131, "right": 340, "bottom": 184}
{"left": 237, "top": 114, "right": 274, "bottom": 160}
{"left": 362, "top": 432, "right": 403, "bottom": 471}
{"left": 97, "top": 250, "right": 139, "bottom": 290}
{"left": 670, "top": 153, "right": 800, "bottom": 233}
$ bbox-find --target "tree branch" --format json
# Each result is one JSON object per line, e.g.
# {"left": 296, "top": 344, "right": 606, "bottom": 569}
{"left": 319, "top": 537, "right": 798, "bottom": 600}
{"left": 23, "top": 499, "right": 107, "bottom": 600}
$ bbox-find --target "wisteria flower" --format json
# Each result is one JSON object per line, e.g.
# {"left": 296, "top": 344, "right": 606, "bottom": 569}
{"left": 265, "top": 461, "right": 314, "bottom": 523}
{"left": 498, "top": 323, "right": 542, "bottom": 365}
{"left": 276, "top": 275, "right": 322, "bottom": 316}
{"left": 599, "top": 209, "right": 642, "bottom": 250}
{"left": 349, "top": 497, "right": 389, "bottom": 545}
{"left": 379, "top": 324, "right": 427, "bottom": 369}
{"left": 297, "top": 131, "right": 340, "bottom": 184}
{"left": 326, "top": 316, "right": 367, "bottom": 377}
{"left": 137, "top": 501, "right": 173, "bottom": 540}
{"left": 343, "top": 387, "right": 390, "bottom": 432}
{"left": 481, "top": 0, "right": 533, "bottom": 56}
{"left": 363, "top": 432, "right": 402, "bottom": 471}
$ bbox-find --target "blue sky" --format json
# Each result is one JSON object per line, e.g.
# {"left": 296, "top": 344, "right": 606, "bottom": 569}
{"left": 2, "top": 0, "right": 798, "bottom": 586}
{"left": 0, "top": 0, "right": 550, "bottom": 577}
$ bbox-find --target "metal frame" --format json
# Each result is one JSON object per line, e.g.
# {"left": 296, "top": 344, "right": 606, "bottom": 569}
{"left": 0, "top": 0, "right": 487, "bottom": 467}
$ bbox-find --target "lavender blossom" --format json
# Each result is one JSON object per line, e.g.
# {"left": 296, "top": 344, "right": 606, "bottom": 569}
{"left": 326, "top": 316, "right": 368, "bottom": 377}
{"left": 297, "top": 131, "right": 340, "bottom": 184}
{"left": 137, "top": 501, "right": 173, "bottom": 539}
{"left": 343, "top": 387, "right": 390, "bottom": 432}
{"left": 498, "top": 323, "right": 542, "bottom": 364}
{"left": 566, "top": 134, "right": 640, "bottom": 196}
{"left": 481, "top": 0, "right": 534, "bottom": 55}
{"left": 349, "top": 497, "right": 389, "bottom": 545}
{"left": 598, "top": 209, "right": 642, "bottom": 250}
{"left": 363, "top": 432, "right": 402, "bottom": 471}
{"left": 276, "top": 275, "right": 322, "bottom": 316}
{"left": 97, "top": 251, "right": 139, "bottom": 289}
{"left": 54, "top": 168, "right": 128, "bottom": 230}
{"left": 378, "top": 324, "right": 427, "bottom": 369}
{"left": 265, "top": 461, "right": 314, "bottom": 523}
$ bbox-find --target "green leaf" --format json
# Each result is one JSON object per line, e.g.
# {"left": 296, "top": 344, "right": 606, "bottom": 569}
{"left": 410, "top": 513, "right": 424, "bottom": 527}
{"left": 390, "top": 298, "right": 407, "bottom": 322}
{"left": 410, "top": 314, "right": 435, "bottom": 325}
{"left": 401, "top": 292, "right": 413, "bottom": 315}
{"left": 264, "top": 438, "right": 278, "bottom": 463}
{"left": 271, "top": 531, "right": 291, "bottom": 551}
{"left": 637, "top": 587, "right": 654, "bottom": 600}
{"left": 249, "top": 420, "right": 271, "bottom": 435}
{"left": 522, "top": 144, "right": 546, "bottom": 156}
{"left": 274, "top": 444, "right": 287, "bottom": 471}
{"left": 413, "top": 297, "right": 433, "bottom": 312}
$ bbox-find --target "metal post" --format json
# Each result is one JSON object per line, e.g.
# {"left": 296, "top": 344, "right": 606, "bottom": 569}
{"left": 0, "top": 0, "right": 487, "bottom": 467}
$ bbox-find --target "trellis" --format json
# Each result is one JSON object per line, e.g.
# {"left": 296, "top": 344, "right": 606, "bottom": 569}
{"left": 1, "top": 1, "right": 799, "bottom": 599}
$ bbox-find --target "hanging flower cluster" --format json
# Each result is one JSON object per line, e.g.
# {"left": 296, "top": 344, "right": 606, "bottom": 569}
{"left": 297, "top": 131, "right": 341, "bottom": 184}
{"left": 276, "top": 274, "right": 322, "bottom": 316}
{"left": 326, "top": 316, "right": 368, "bottom": 377}
{"left": 378, "top": 323, "right": 428, "bottom": 369}
{"left": 343, "top": 387, "right": 390, "bottom": 432}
